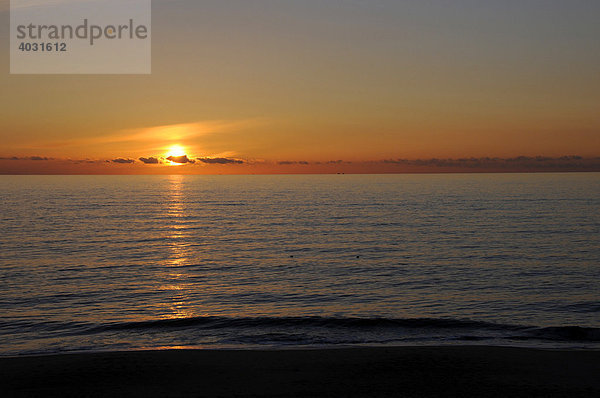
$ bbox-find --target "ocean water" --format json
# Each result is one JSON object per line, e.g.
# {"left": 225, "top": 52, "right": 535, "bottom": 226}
{"left": 0, "top": 173, "right": 599, "bottom": 356}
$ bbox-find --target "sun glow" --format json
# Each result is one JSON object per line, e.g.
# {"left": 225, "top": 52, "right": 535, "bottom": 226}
{"left": 166, "top": 145, "right": 186, "bottom": 158}
{"left": 164, "top": 145, "right": 191, "bottom": 165}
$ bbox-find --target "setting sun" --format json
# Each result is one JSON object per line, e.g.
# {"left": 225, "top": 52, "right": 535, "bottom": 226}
{"left": 166, "top": 145, "right": 186, "bottom": 158}
{"left": 164, "top": 145, "right": 192, "bottom": 165}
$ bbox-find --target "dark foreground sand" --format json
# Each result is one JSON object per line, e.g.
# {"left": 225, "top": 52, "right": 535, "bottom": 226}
{"left": 1, "top": 346, "right": 599, "bottom": 397}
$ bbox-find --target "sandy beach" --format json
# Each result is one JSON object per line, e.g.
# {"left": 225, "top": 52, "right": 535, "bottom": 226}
{"left": 1, "top": 346, "right": 599, "bottom": 397}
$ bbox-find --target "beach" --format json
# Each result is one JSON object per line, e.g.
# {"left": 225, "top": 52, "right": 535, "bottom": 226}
{"left": 2, "top": 346, "right": 599, "bottom": 397}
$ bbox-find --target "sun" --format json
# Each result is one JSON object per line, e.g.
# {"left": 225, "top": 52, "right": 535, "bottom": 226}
{"left": 164, "top": 145, "right": 190, "bottom": 166}
{"left": 166, "top": 145, "right": 186, "bottom": 158}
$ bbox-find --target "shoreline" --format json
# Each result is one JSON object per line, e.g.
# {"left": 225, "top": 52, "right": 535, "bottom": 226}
{"left": 2, "top": 341, "right": 599, "bottom": 360}
{"left": 2, "top": 346, "right": 599, "bottom": 397}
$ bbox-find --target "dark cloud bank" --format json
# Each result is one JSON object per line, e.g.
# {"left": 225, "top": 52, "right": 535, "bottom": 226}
{"left": 111, "top": 158, "right": 135, "bottom": 164}
{"left": 271, "top": 156, "right": 600, "bottom": 171}
{"left": 278, "top": 160, "right": 347, "bottom": 165}
{"left": 2, "top": 155, "right": 599, "bottom": 172}
{"left": 112, "top": 156, "right": 246, "bottom": 165}
{"left": 197, "top": 157, "right": 244, "bottom": 164}
{"left": 377, "top": 156, "right": 600, "bottom": 170}
{"left": 139, "top": 157, "right": 159, "bottom": 164}
{"left": 167, "top": 155, "right": 194, "bottom": 164}
{"left": 0, "top": 156, "right": 52, "bottom": 161}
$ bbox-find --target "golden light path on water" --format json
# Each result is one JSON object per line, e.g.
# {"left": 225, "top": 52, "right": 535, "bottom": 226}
{"left": 162, "top": 175, "right": 196, "bottom": 321}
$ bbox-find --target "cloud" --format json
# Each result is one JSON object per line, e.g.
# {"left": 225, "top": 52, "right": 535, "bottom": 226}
{"left": 111, "top": 158, "right": 135, "bottom": 164}
{"left": 139, "top": 157, "right": 159, "bottom": 164}
{"left": 38, "top": 119, "right": 267, "bottom": 154}
{"left": 71, "top": 159, "right": 103, "bottom": 164}
{"left": 167, "top": 155, "right": 194, "bottom": 164}
{"left": 197, "top": 157, "right": 244, "bottom": 164}
{"left": 0, "top": 156, "right": 51, "bottom": 161}
{"left": 277, "top": 160, "right": 310, "bottom": 165}
{"left": 376, "top": 156, "right": 599, "bottom": 170}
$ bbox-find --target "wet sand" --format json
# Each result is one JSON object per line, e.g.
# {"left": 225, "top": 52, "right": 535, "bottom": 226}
{"left": 1, "top": 346, "right": 599, "bottom": 397}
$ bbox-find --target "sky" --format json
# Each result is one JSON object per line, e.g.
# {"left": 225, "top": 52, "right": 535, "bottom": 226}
{"left": 1, "top": 0, "right": 599, "bottom": 174}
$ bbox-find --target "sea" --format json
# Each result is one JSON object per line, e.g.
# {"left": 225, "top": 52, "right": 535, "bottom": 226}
{"left": 0, "top": 173, "right": 599, "bottom": 356}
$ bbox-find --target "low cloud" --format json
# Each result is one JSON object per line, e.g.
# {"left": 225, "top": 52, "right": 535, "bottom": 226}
{"left": 111, "top": 158, "right": 135, "bottom": 164}
{"left": 277, "top": 161, "right": 310, "bottom": 165}
{"left": 197, "top": 157, "right": 244, "bottom": 164}
{"left": 167, "top": 155, "right": 194, "bottom": 164}
{"left": 3, "top": 154, "right": 598, "bottom": 173}
{"left": 139, "top": 157, "right": 159, "bottom": 164}
{"left": 377, "top": 156, "right": 599, "bottom": 170}
{"left": 327, "top": 160, "right": 353, "bottom": 164}
{"left": 70, "top": 159, "right": 103, "bottom": 164}
{"left": 0, "top": 156, "right": 52, "bottom": 161}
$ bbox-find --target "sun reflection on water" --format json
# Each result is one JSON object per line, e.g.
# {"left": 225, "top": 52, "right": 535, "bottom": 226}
{"left": 161, "top": 175, "right": 196, "bottom": 320}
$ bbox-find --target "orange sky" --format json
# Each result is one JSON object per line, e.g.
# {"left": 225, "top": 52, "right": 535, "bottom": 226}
{"left": 1, "top": 1, "right": 599, "bottom": 174}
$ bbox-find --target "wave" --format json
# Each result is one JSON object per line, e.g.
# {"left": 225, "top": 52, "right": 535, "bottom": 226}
{"left": 88, "top": 316, "right": 511, "bottom": 332}
{"left": 559, "top": 302, "right": 600, "bottom": 314}
{"left": 514, "top": 326, "right": 600, "bottom": 343}
{"left": 4, "top": 316, "right": 598, "bottom": 345}
{"left": 79, "top": 316, "right": 600, "bottom": 343}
